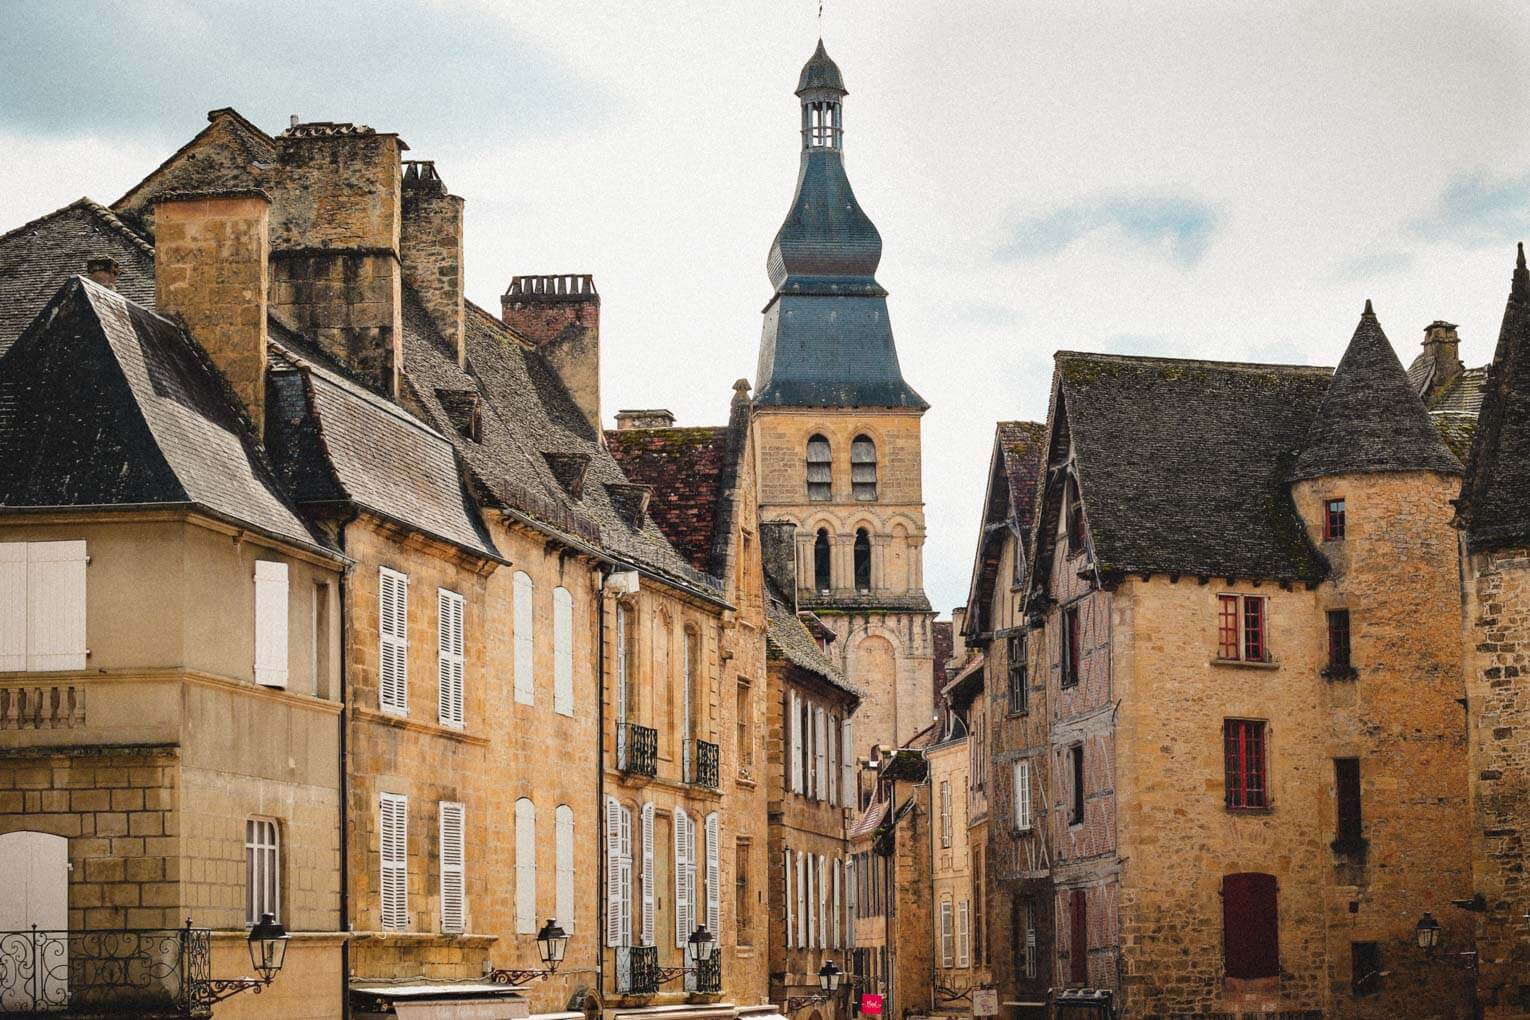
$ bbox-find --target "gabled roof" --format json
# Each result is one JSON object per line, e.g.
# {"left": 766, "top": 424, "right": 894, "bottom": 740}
{"left": 606, "top": 426, "right": 730, "bottom": 576}
{"left": 964, "top": 421, "right": 1044, "bottom": 639}
{"left": 1290, "top": 303, "right": 1463, "bottom": 481}
{"left": 112, "top": 108, "right": 276, "bottom": 229}
{"left": 0, "top": 277, "right": 321, "bottom": 552}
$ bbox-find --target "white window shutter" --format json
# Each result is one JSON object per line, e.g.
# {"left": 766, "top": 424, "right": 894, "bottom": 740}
{"left": 616, "top": 609, "right": 629, "bottom": 729}
{"left": 817, "top": 854, "right": 827, "bottom": 948}
{"left": 556, "top": 805, "right": 575, "bottom": 933}
{"left": 1015, "top": 759, "right": 1032, "bottom": 831}
{"left": 640, "top": 803, "right": 655, "bottom": 946}
{"left": 27, "top": 541, "right": 87, "bottom": 672}
{"left": 0, "top": 544, "right": 26, "bottom": 671}
{"left": 513, "top": 572, "right": 534, "bottom": 705}
{"left": 437, "top": 589, "right": 465, "bottom": 727}
{"left": 380, "top": 793, "right": 408, "bottom": 931}
{"left": 783, "top": 849, "right": 794, "bottom": 948}
{"left": 379, "top": 568, "right": 408, "bottom": 714}
{"left": 253, "top": 561, "right": 289, "bottom": 688}
{"left": 845, "top": 856, "right": 856, "bottom": 948}
{"left": 940, "top": 900, "right": 953, "bottom": 967}
{"left": 553, "top": 587, "right": 573, "bottom": 716}
{"left": 841, "top": 717, "right": 854, "bottom": 807}
{"left": 439, "top": 802, "right": 465, "bottom": 934}
{"left": 790, "top": 693, "right": 803, "bottom": 794}
{"left": 515, "top": 798, "right": 536, "bottom": 934}
{"left": 705, "top": 812, "right": 720, "bottom": 935}
{"left": 605, "top": 797, "right": 623, "bottom": 947}
{"left": 832, "top": 857, "right": 841, "bottom": 948}
{"left": 815, "top": 706, "right": 828, "bottom": 801}
{"left": 958, "top": 899, "right": 970, "bottom": 967}
{"left": 796, "top": 849, "right": 807, "bottom": 947}
{"left": 619, "top": 805, "right": 633, "bottom": 944}
{"left": 673, "top": 807, "right": 690, "bottom": 947}
{"left": 827, "top": 716, "right": 838, "bottom": 806}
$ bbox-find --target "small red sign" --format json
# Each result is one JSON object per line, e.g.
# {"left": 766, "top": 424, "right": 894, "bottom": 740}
{"left": 860, "top": 993, "right": 884, "bottom": 1016}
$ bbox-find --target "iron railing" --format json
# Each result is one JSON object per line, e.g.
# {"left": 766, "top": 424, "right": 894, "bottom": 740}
{"left": 619, "top": 723, "right": 658, "bottom": 777}
{"left": 691, "top": 740, "right": 719, "bottom": 790}
{"left": 0, "top": 924, "right": 212, "bottom": 1017}
{"left": 615, "top": 945, "right": 659, "bottom": 995}
{"left": 687, "top": 953, "right": 721, "bottom": 994}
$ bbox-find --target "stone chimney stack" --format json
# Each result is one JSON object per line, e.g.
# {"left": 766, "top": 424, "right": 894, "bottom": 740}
{"left": 1423, "top": 320, "right": 1462, "bottom": 374}
{"left": 949, "top": 606, "right": 969, "bottom": 664}
{"left": 760, "top": 520, "right": 800, "bottom": 608}
{"left": 502, "top": 275, "right": 601, "bottom": 435}
{"left": 85, "top": 257, "right": 121, "bottom": 290}
{"left": 152, "top": 191, "right": 271, "bottom": 433}
{"left": 614, "top": 409, "right": 676, "bottom": 431}
{"left": 400, "top": 160, "right": 465, "bottom": 366}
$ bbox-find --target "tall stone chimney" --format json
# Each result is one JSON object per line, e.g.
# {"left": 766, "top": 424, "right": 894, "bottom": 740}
{"left": 614, "top": 409, "right": 676, "bottom": 431}
{"left": 1421, "top": 320, "right": 1463, "bottom": 395}
{"left": 502, "top": 275, "right": 601, "bottom": 435}
{"left": 760, "top": 520, "right": 800, "bottom": 608}
{"left": 86, "top": 257, "right": 121, "bottom": 290}
{"left": 153, "top": 191, "right": 270, "bottom": 433}
{"left": 400, "top": 160, "right": 465, "bottom": 366}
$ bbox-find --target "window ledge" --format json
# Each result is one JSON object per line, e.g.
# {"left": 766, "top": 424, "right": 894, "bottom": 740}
{"left": 1210, "top": 658, "right": 1280, "bottom": 670}
{"left": 1224, "top": 805, "right": 1273, "bottom": 815}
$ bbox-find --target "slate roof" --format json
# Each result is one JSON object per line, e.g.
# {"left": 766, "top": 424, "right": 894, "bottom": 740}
{"left": 605, "top": 426, "right": 730, "bottom": 576}
{"left": 1459, "top": 246, "right": 1530, "bottom": 552}
{"left": 766, "top": 593, "right": 859, "bottom": 699}
{"left": 1046, "top": 352, "right": 1333, "bottom": 584}
{"left": 1290, "top": 303, "right": 1462, "bottom": 480}
{"left": 964, "top": 421, "right": 1045, "bottom": 638}
{"left": 0, "top": 199, "right": 155, "bottom": 355}
{"left": 1431, "top": 367, "right": 1488, "bottom": 414}
{"left": 112, "top": 108, "right": 276, "bottom": 229}
{"left": 797, "top": 40, "right": 847, "bottom": 95}
{"left": 0, "top": 277, "right": 321, "bottom": 552}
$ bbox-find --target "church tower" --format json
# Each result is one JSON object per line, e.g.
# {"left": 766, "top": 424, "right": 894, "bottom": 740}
{"left": 752, "top": 41, "right": 934, "bottom": 760}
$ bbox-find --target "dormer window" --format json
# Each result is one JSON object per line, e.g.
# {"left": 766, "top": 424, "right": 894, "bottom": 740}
{"left": 807, "top": 435, "right": 832, "bottom": 501}
{"left": 436, "top": 389, "right": 481, "bottom": 443}
{"left": 851, "top": 435, "right": 878, "bottom": 501}
{"left": 1065, "top": 478, "right": 1086, "bottom": 555}
{"left": 1324, "top": 499, "right": 1346, "bottom": 541}
{"left": 814, "top": 529, "right": 832, "bottom": 592}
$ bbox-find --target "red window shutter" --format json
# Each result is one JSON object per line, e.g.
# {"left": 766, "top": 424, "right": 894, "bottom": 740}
{"left": 1069, "top": 888, "right": 1088, "bottom": 985}
{"left": 1223, "top": 872, "right": 1279, "bottom": 979}
{"left": 1217, "top": 595, "right": 1238, "bottom": 659}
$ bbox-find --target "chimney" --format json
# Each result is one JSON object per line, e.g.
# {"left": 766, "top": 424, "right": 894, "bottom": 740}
{"left": 152, "top": 191, "right": 271, "bottom": 433}
{"left": 85, "top": 257, "right": 120, "bottom": 290}
{"left": 614, "top": 409, "right": 676, "bottom": 431}
{"left": 400, "top": 160, "right": 465, "bottom": 366}
{"left": 503, "top": 275, "right": 601, "bottom": 435}
{"left": 760, "top": 520, "right": 800, "bottom": 607}
{"left": 949, "top": 607, "right": 969, "bottom": 664}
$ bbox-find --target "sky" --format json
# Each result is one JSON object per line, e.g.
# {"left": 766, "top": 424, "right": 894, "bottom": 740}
{"left": 3, "top": 0, "right": 1530, "bottom": 614}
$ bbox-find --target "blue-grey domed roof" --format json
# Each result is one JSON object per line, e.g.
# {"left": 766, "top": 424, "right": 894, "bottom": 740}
{"left": 797, "top": 39, "right": 846, "bottom": 95}
{"left": 766, "top": 149, "right": 882, "bottom": 291}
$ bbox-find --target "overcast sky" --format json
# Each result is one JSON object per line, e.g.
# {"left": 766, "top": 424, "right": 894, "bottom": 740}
{"left": 4, "top": 0, "right": 1530, "bottom": 613}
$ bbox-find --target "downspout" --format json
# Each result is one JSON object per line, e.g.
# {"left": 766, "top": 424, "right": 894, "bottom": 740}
{"left": 595, "top": 565, "right": 610, "bottom": 1007}
{"left": 336, "top": 511, "right": 358, "bottom": 1020}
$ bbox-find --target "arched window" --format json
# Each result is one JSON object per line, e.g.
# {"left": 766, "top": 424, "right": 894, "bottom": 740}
{"left": 682, "top": 626, "right": 700, "bottom": 781}
{"left": 851, "top": 435, "right": 877, "bottom": 501}
{"left": 807, "top": 435, "right": 832, "bottom": 501}
{"left": 814, "top": 529, "right": 832, "bottom": 591}
{"left": 854, "top": 529, "right": 871, "bottom": 592}
{"left": 1065, "top": 478, "right": 1086, "bottom": 555}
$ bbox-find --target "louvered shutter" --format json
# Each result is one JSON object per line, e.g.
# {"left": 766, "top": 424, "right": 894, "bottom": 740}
{"left": 827, "top": 715, "right": 838, "bottom": 806}
{"left": 808, "top": 853, "right": 818, "bottom": 948}
{"left": 782, "top": 692, "right": 793, "bottom": 790}
{"left": 795, "top": 847, "right": 807, "bottom": 946}
{"left": 841, "top": 717, "right": 854, "bottom": 806}
{"left": 513, "top": 572, "right": 534, "bottom": 705}
{"left": 619, "top": 806, "right": 633, "bottom": 943}
{"left": 674, "top": 808, "right": 691, "bottom": 947}
{"left": 817, "top": 854, "right": 827, "bottom": 948}
{"left": 0, "top": 545, "right": 26, "bottom": 671}
{"left": 940, "top": 900, "right": 953, "bottom": 967}
{"left": 958, "top": 899, "right": 970, "bottom": 967}
{"left": 705, "top": 812, "right": 720, "bottom": 935}
{"left": 515, "top": 798, "right": 536, "bottom": 934}
{"left": 27, "top": 541, "right": 87, "bottom": 672}
{"left": 556, "top": 805, "right": 575, "bottom": 933}
{"left": 439, "top": 802, "right": 465, "bottom": 934}
{"left": 605, "top": 797, "right": 623, "bottom": 947}
{"left": 379, "top": 568, "right": 408, "bottom": 713}
{"left": 437, "top": 590, "right": 465, "bottom": 727}
{"left": 253, "top": 561, "right": 289, "bottom": 688}
{"left": 380, "top": 793, "right": 408, "bottom": 930}
{"left": 616, "top": 608, "right": 629, "bottom": 729}
{"left": 553, "top": 587, "right": 573, "bottom": 716}
{"left": 1014, "top": 760, "right": 1032, "bottom": 830}
{"left": 640, "top": 803, "right": 655, "bottom": 946}
{"left": 845, "top": 856, "right": 856, "bottom": 948}
{"left": 832, "top": 857, "right": 841, "bottom": 948}
{"left": 815, "top": 706, "right": 828, "bottom": 800}
{"left": 790, "top": 693, "right": 803, "bottom": 793}
{"left": 784, "top": 849, "right": 794, "bottom": 948}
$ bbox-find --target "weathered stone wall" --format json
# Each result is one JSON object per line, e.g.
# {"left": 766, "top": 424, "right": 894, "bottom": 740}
{"left": 270, "top": 250, "right": 402, "bottom": 396}
{"left": 400, "top": 176, "right": 464, "bottom": 363}
{"left": 113, "top": 110, "right": 274, "bottom": 235}
{"left": 502, "top": 278, "right": 601, "bottom": 436}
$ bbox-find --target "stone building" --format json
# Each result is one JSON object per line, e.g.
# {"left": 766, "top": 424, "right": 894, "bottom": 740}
{"left": 1455, "top": 248, "right": 1530, "bottom": 1019}
{"left": 750, "top": 43, "right": 935, "bottom": 763}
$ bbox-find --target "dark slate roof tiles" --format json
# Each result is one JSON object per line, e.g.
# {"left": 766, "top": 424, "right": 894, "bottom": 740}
{"left": 766, "top": 594, "right": 859, "bottom": 698}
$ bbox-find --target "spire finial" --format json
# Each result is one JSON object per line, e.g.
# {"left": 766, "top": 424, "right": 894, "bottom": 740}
{"left": 1363, "top": 298, "right": 1375, "bottom": 317}
{"left": 1514, "top": 242, "right": 1529, "bottom": 303}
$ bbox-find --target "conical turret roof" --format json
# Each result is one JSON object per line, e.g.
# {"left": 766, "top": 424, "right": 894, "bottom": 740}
{"left": 1290, "top": 301, "right": 1463, "bottom": 480}
{"left": 797, "top": 39, "right": 846, "bottom": 95}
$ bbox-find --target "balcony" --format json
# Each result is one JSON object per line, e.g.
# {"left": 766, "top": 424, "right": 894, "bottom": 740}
{"left": 619, "top": 723, "right": 658, "bottom": 778}
{"left": 690, "top": 740, "right": 719, "bottom": 790}
{"left": 686, "top": 953, "right": 721, "bottom": 994}
{"left": 615, "top": 945, "right": 659, "bottom": 996}
{"left": 0, "top": 925, "right": 214, "bottom": 1017}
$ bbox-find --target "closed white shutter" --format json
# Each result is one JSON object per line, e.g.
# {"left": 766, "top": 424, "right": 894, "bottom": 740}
{"left": 832, "top": 857, "right": 841, "bottom": 948}
{"left": 513, "top": 572, "right": 534, "bottom": 705}
{"left": 619, "top": 805, "right": 633, "bottom": 943}
{"left": 845, "top": 855, "right": 856, "bottom": 948}
{"left": 808, "top": 853, "right": 818, "bottom": 948}
{"left": 253, "top": 561, "right": 288, "bottom": 688}
{"left": 605, "top": 797, "right": 623, "bottom": 947}
{"left": 795, "top": 849, "right": 807, "bottom": 946}
{"left": 553, "top": 587, "right": 573, "bottom": 716}
{"left": 957, "top": 899, "right": 970, "bottom": 967}
{"left": 616, "top": 608, "right": 629, "bottom": 729}
{"left": 640, "top": 803, "right": 655, "bottom": 946}
{"left": 784, "top": 849, "right": 794, "bottom": 948}
{"left": 790, "top": 692, "right": 803, "bottom": 794}
{"left": 705, "top": 812, "right": 720, "bottom": 935}
{"left": 0, "top": 545, "right": 26, "bottom": 671}
{"left": 828, "top": 715, "right": 838, "bottom": 806}
{"left": 379, "top": 568, "right": 408, "bottom": 714}
{"left": 815, "top": 706, "right": 828, "bottom": 801}
{"left": 515, "top": 798, "right": 536, "bottom": 934}
{"left": 674, "top": 808, "right": 692, "bottom": 947}
{"left": 556, "top": 804, "right": 575, "bottom": 932}
{"left": 817, "top": 854, "right": 827, "bottom": 948}
{"left": 940, "top": 899, "right": 953, "bottom": 967}
{"left": 1014, "top": 759, "right": 1032, "bottom": 831}
{"left": 27, "top": 541, "right": 87, "bottom": 672}
{"left": 841, "top": 717, "right": 854, "bottom": 807}
{"left": 380, "top": 793, "right": 408, "bottom": 931}
{"left": 437, "top": 589, "right": 465, "bottom": 727}
{"left": 439, "top": 801, "right": 465, "bottom": 934}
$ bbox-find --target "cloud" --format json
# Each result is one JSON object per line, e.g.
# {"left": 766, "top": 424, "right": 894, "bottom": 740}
{"left": 0, "top": 0, "right": 601, "bottom": 147}
{"left": 1330, "top": 250, "right": 1414, "bottom": 281}
{"left": 996, "top": 193, "right": 1219, "bottom": 268}
{"left": 1410, "top": 169, "right": 1530, "bottom": 248}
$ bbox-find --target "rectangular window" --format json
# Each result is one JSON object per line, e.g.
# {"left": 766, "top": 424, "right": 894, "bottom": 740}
{"left": 1216, "top": 594, "right": 1270, "bottom": 663}
{"left": 253, "top": 561, "right": 289, "bottom": 688}
{"left": 439, "top": 802, "right": 465, "bottom": 934}
{"left": 553, "top": 586, "right": 574, "bottom": 716}
{"left": 1335, "top": 757, "right": 1364, "bottom": 850}
{"left": 245, "top": 818, "right": 279, "bottom": 925}
{"left": 1222, "top": 872, "right": 1279, "bottom": 979}
{"left": 736, "top": 840, "right": 751, "bottom": 945}
{"left": 437, "top": 589, "right": 465, "bottom": 727}
{"left": 1007, "top": 633, "right": 1028, "bottom": 713}
{"left": 957, "top": 898, "right": 971, "bottom": 968}
{"left": 555, "top": 804, "right": 575, "bottom": 933}
{"left": 939, "top": 898, "right": 954, "bottom": 968}
{"left": 513, "top": 571, "right": 534, "bottom": 705}
{"left": 940, "top": 780, "right": 952, "bottom": 847}
{"left": 1021, "top": 898, "right": 1037, "bottom": 980}
{"left": 0, "top": 540, "right": 88, "bottom": 673}
{"left": 737, "top": 679, "right": 752, "bottom": 767}
{"left": 1325, "top": 498, "right": 1346, "bottom": 541}
{"left": 605, "top": 797, "right": 631, "bottom": 947}
{"left": 1327, "top": 610, "right": 1351, "bottom": 674}
{"left": 1070, "top": 744, "right": 1085, "bottom": 825}
{"left": 1351, "top": 941, "right": 1380, "bottom": 996}
{"left": 1013, "top": 759, "right": 1032, "bottom": 832}
{"left": 379, "top": 793, "right": 408, "bottom": 931}
{"left": 1061, "top": 606, "right": 1081, "bottom": 687}
{"left": 1224, "top": 720, "right": 1268, "bottom": 809}
{"left": 1069, "top": 889, "right": 1088, "bottom": 985}
{"left": 379, "top": 568, "right": 409, "bottom": 714}
{"left": 516, "top": 798, "right": 536, "bottom": 934}
{"left": 312, "top": 582, "right": 331, "bottom": 697}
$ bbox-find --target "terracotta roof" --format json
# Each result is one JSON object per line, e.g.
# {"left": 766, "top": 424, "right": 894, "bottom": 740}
{"left": 605, "top": 426, "right": 730, "bottom": 576}
{"left": 847, "top": 798, "right": 889, "bottom": 840}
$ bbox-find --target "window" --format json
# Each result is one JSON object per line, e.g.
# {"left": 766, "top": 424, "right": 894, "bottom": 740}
{"left": 841, "top": 717, "right": 855, "bottom": 807}
{"left": 788, "top": 691, "right": 804, "bottom": 794}
{"left": 312, "top": 582, "right": 331, "bottom": 697}
{"left": 1334, "top": 758, "right": 1364, "bottom": 851}
{"left": 439, "top": 802, "right": 465, "bottom": 934}
{"left": 1224, "top": 720, "right": 1268, "bottom": 809}
{"left": 674, "top": 808, "right": 695, "bottom": 948}
{"left": 815, "top": 705, "right": 829, "bottom": 801}
{"left": 0, "top": 540, "right": 88, "bottom": 673}
{"left": 1351, "top": 941, "right": 1380, "bottom": 996}
{"left": 828, "top": 711, "right": 839, "bottom": 806}
{"left": 1061, "top": 606, "right": 1081, "bottom": 687}
{"left": 616, "top": 605, "right": 632, "bottom": 727}
{"left": 682, "top": 627, "right": 699, "bottom": 780}
{"left": 1069, "top": 745, "right": 1085, "bottom": 824}
{"left": 705, "top": 812, "right": 721, "bottom": 937}
{"left": 1019, "top": 898, "right": 1038, "bottom": 980}
{"left": 957, "top": 898, "right": 971, "bottom": 968}
{"left": 784, "top": 848, "right": 795, "bottom": 948}
{"left": 1065, "top": 478, "right": 1086, "bottom": 556}
{"left": 1222, "top": 872, "right": 1279, "bottom": 979}
{"left": 807, "top": 435, "right": 832, "bottom": 501}
{"left": 735, "top": 840, "right": 751, "bottom": 945}
{"left": 553, "top": 586, "right": 573, "bottom": 716}
{"left": 973, "top": 850, "right": 984, "bottom": 965}
{"left": 1069, "top": 889, "right": 1088, "bottom": 985}
{"left": 939, "top": 897, "right": 954, "bottom": 968}
{"left": 1007, "top": 633, "right": 1028, "bottom": 713}
{"left": 940, "top": 780, "right": 952, "bottom": 847}
{"left": 1013, "top": 759, "right": 1032, "bottom": 832}
{"left": 605, "top": 797, "right": 631, "bottom": 947}
{"left": 379, "top": 793, "right": 408, "bottom": 931}
{"left": 854, "top": 529, "right": 871, "bottom": 592}
{"left": 1324, "top": 498, "right": 1346, "bottom": 541}
{"left": 379, "top": 568, "right": 408, "bottom": 714}
{"left": 555, "top": 804, "right": 575, "bottom": 932}
{"left": 814, "top": 529, "right": 832, "bottom": 591}
{"left": 254, "top": 561, "right": 288, "bottom": 688}
{"left": 245, "top": 818, "right": 279, "bottom": 925}
{"left": 846, "top": 856, "right": 857, "bottom": 947}
{"left": 1326, "top": 610, "right": 1352, "bottom": 675}
{"left": 640, "top": 803, "right": 655, "bottom": 946}
{"left": 515, "top": 798, "right": 536, "bottom": 934}
{"left": 851, "top": 435, "right": 877, "bottom": 501}
{"left": 736, "top": 679, "right": 752, "bottom": 767}
{"left": 513, "top": 571, "right": 534, "bottom": 705}
{"left": 437, "top": 589, "right": 464, "bottom": 727}
{"left": 1217, "top": 594, "right": 1269, "bottom": 663}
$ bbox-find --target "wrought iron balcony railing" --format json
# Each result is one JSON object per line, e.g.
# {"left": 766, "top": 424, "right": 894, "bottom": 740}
{"left": 0, "top": 924, "right": 214, "bottom": 1017}
{"left": 615, "top": 945, "right": 660, "bottom": 995}
{"left": 619, "top": 723, "right": 658, "bottom": 778}
{"left": 686, "top": 953, "right": 721, "bottom": 994}
{"left": 691, "top": 739, "right": 719, "bottom": 790}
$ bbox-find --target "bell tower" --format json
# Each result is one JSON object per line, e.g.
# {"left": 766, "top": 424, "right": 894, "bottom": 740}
{"left": 751, "top": 41, "right": 934, "bottom": 757}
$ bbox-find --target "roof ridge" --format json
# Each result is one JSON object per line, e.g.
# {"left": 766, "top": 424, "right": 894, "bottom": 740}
{"left": 1055, "top": 349, "right": 1334, "bottom": 375}
{"left": 465, "top": 299, "right": 536, "bottom": 350}
{"left": 0, "top": 197, "right": 154, "bottom": 256}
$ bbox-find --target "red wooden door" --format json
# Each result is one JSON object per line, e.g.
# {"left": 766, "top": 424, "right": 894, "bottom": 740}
{"left": 1222, "top": 872, "right": 1279, "bottom": 978}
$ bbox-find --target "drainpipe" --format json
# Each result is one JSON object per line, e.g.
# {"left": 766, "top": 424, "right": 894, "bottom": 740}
{"left": 336, "top": 510, "right": 357, "bottom": 1020}
{"left": 595, "top": 564, "right": 610, "bottom": 1009}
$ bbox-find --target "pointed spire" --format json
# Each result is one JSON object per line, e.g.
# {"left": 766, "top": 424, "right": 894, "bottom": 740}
{"left": 1513, "top": 241, "right": 1528, "bottom": 303}
{"left": 1290, "top": 304, "right": 1463, "bottom": 480}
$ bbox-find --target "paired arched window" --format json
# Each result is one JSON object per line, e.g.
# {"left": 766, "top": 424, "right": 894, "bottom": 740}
{"left": 854, "top": 529, "right": 871, "bottom": 592}
{"left": 814, "top": 529, "right": 832, "bottom": 591}
{"left": 806, "top": 435, "right": 832, "bottom": 501}
{"left": 851, "top": 435, "right": 877, "bottom": 501}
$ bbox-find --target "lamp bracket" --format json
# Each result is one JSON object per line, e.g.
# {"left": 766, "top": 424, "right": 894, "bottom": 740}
{"left": 487, "top": 968, "right": 554, "bottom": 986}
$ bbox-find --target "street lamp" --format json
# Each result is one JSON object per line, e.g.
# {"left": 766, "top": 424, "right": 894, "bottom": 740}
{"left": 818, "top": 960, "right": 842, "bottom": 993}
{"left": 487, "top": 918, "right": 570, "bottom": 985}
{"left": 1416, "top": 912, "right": 1442, "bottom": 952}
{"left": 247, "top": 913, "right": 290, "bottom": 983}
{"left": 687, "top": 925, "right": 715, "bottom": 966}
{"left": 186, "top": 914, "right": 290, "bottom": 1008}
